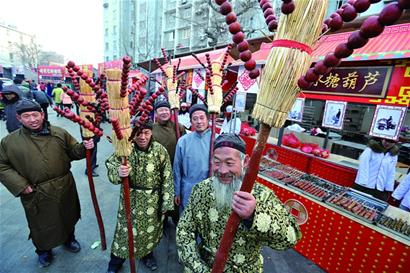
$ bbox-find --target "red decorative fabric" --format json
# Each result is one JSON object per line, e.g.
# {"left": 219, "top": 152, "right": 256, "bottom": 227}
{"left": 271, "top": 39, "right": 313, "bottom": 55}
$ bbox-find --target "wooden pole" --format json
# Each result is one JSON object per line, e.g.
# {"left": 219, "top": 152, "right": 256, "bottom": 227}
{"left": 211, "top": 123, "right": 271, "bottom": 273}
{"left": 121, "top": 157, "right": 136, "bottom": 273}
{"left": 208, "top": 113, "right": 217, "bottom": 177}
{"left": 173, "top": 109, "right": 181, "bottom": 140}
{"left": 85, "top": 148, "right": 107, "bottom": 250}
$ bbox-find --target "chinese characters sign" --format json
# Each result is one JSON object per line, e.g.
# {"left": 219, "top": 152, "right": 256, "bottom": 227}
{"left": 304, "top": 66, "right": 392, "bottom": 98}
{"left": 37, "top": 66, "right": 64, "bottom": 77}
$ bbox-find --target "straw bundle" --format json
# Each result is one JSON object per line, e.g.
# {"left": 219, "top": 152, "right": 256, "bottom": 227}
{"left": 106, "top": 69, "right": 132, "bottom": 157}
{"left": 207, "top": 57, "right": 223, "bottom": 114}
{"left": 79, "top": 70, "right": 96, "bottom": 138}
{"left": 166, "top": 66, "right": 179, "bottom": 110}
{"left": 252, "top": 0, "right": 328, "bottom": 128}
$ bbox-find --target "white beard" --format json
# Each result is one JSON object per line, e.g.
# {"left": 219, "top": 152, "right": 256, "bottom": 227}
{"left": 211, "top": 172, "right": 244, "bottom": 210}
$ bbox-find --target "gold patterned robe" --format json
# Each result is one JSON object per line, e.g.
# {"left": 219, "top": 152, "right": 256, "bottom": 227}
{"left": 176, "top": 178, "right": 302, "bottom": 273}
{"left": 106, "top": 141, "right": 174, "bottom": 259}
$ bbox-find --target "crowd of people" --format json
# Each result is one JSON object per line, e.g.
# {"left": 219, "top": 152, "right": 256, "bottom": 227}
{"left": 0, "top": 81, "right": 302, "bottom": 273}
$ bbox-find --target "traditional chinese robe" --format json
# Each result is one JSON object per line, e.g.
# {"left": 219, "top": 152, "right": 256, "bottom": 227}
{"left": 173, "top": 129, "right": 211, "bottom": 213}
{"left": 106, "top": 141, "right": 174, "bottom": 259}
{"left": 176, "top": 178, "right": 302, "bottom": 273}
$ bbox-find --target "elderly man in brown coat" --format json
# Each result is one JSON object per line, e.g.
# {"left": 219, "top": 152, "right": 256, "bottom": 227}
{"left": 0, "top": 99, "right": 94, "bottom": 268}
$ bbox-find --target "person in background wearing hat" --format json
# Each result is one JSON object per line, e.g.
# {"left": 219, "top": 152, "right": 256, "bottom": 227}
{"left": 173, "top": 104, "right": 212, "bottom": 214}
{"left": 13, "top": 77, "right": 33, "bottom": 100}
{"left": 178, "top": 102, "right": 191, "bottom": 130}
{"left": 105, "top": 119, "right": 174, "bottom": 272}
{"left": 152, "top": 100, "right": 186, "bottom": 166}
{"left": 392, "top": 173, "right": 410, "bottom": 212}
{"left": 1, "top": 84, "right": 24, "bottom": 132}
{"left": 0, "top": 99, "right": 94, "bottom": 268}
{"left": 176, "top": 133, "right": 302, "bottom": 272}
{"left": 354, "top": 137, "right": 399, "bottom": 201}
{"left": 152, "top": 100, "right": 186, "bottom": 225}
{"left": 220, "top": 105, "right": 241, "bottom": 135}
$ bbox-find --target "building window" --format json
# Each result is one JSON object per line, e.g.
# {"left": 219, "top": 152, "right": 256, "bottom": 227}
{"left": 113, "top": 25, "right": 117, "bottom": 35}
{"left": 139, "top": 20, "right": 145, "bottom": 29}
{"left": 166, "top": 31, "right": 175, "bottom": 41}
{"left": 139, "top": 37, "right": 146, "bottom": 45}
{"left": 182, "top": 8, "right": 191, "bottom": 18}
{"left": 130, "top": 41, "right": 134, "bottom": 49}
{"left": 105, "top": 42, "right": 109, "bottom": 50}
{"left": 181, "top": 28, "right": 190, "bottom": 39}
{"left": 113, "top": 55, "right": 117, "bottom": 60}
{"left": 168, "top": 0, "right": 176, "bottom": 9}
{"left": 105, "top": 28, "right": 108, "bottom": 36}
{"left": 140, "top": 2, "right": 147, "bottom": 12}
{"left": 167, "top": 14, "right": 176, "bottom": 25}
{"left": 9, "top": 53, "right": 14, "bottom": 61}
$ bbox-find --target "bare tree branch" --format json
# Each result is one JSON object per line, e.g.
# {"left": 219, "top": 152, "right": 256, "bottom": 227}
{"left": 14, "top": 39, "right": 40, "bottom": 68}
{"left": 166, "top": 0, "right": 261, "bottom": 50}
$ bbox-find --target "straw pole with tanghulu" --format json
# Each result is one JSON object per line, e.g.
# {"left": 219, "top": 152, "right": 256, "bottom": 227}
{"left": 155, "top": 50, "right": 184, "bottom": 140}
{"left": 63, "top": 61, "right": 107, "bottom": 251}
{"left": 191, "top": 45, "right": 233, "bottom": 177}
{"left": 105, "top": 57, "right": 136, "bottom": 273}
{"left": 211, "top": 0, "right": 328, "bottom": 272}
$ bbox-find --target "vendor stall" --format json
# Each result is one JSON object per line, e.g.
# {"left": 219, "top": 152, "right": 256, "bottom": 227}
{"left": 256, "top": 156, "right": 410, "bottom": 273}
{"left": 230, "top": 23, "right": 409, "bottom": 182}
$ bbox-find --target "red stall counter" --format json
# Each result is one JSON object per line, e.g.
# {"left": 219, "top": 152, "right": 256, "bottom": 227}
{"left": 241, "top": 135, "right": 358, "bottom": 187}
{"left": 257, "top": 175, "right": 410, "bottom": 273}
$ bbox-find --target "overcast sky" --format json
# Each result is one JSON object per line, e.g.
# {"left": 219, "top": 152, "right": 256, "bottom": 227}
{"left": 1, "top": 0, "right": 104, "bottom": 66}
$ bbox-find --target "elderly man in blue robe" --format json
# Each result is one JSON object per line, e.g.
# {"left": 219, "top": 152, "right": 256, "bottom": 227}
{"left": 173, "top": 104, "right": 211, "bottom": 214}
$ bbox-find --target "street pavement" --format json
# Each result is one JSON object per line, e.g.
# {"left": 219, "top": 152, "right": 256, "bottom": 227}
{"left": 0, "top": 109, "right": 324, "bottom": 273}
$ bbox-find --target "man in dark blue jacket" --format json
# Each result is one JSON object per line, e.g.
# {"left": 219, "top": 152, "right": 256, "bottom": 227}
{"left": 1, "top": 85, "right": 24, "bottom": 132}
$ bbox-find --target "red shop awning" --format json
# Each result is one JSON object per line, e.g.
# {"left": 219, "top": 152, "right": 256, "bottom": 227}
{"left": 313, "top": 23, "right": 410, "bottom": 61}
{"left": 232, "top": 23, "right": 410, "bottom": 67}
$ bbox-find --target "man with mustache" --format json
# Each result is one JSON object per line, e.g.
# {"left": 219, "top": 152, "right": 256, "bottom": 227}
{"left": 176, "top": 134, "right": 302, "bottom": 272}
{"left": 105, "top": 119, "right": 174, "bottom": 272}
{"left": 0, "top": 99, "right": 94, "bottom": 268}
{"left": 173, "top": 104, "right": 211, "bottom": 214}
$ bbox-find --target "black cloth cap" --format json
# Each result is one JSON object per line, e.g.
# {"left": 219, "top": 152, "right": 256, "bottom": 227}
{"left": 214, "top": 133, "right": 246, "bottom": 154}
{"left": 16, "top": 99, "right": 42, "bottom": 115}
{"left": 189, "top": 104, "right": 208, "bottom": 119}
{"left": 154, "top": 100, "right": 170, "bottom": 110}
{"left": 138, "top": 118, "right": 153, "bottom": 130}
